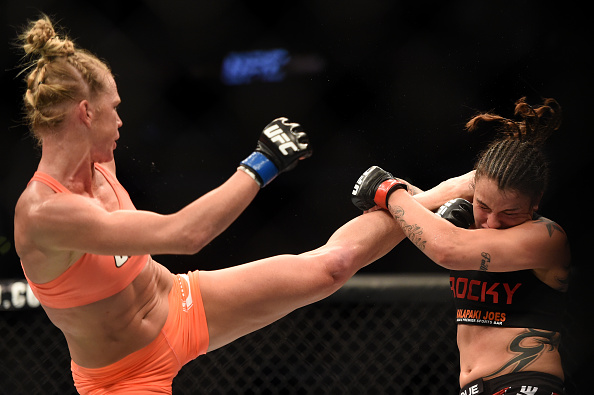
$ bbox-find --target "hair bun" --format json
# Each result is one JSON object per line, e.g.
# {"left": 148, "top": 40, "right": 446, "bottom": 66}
{"left": 23, "top": 16, "right": 75, "bottom": 57}
{"left": 24, "top": 17, "right": 56, "bottom": 55}
{"left": 513, "top": 97, "right": 561, "bottom": 145}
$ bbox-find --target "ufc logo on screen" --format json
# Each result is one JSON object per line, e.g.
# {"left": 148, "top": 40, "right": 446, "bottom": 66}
{"left": 263, "top": 124, "right": 298, "bottom": 155}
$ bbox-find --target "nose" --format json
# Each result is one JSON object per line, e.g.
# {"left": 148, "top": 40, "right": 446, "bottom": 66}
{"left": 117, "top": 113, "right": 123, "bottom": 128}
{"left": 485, "top": 213, "right": 501, "bottom": 229}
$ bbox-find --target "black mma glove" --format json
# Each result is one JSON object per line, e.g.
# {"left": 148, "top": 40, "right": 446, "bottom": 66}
{"left": 239, "top": 117, "right": 313, "bottom": 187}
{"left": 351, "top": 166, "right": 408, "bottom": 211}
{"left": 436, "top": 198, "right": 474, "bottom": 229}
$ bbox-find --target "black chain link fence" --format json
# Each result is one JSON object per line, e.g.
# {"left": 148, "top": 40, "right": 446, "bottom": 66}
{"left": 0, "top": 274, "right": 583, "bottom": 394}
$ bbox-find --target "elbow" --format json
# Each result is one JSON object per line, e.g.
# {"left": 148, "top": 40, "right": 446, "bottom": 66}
{"left": 162, "top": 211, "right": 216, "bottom": 255}
{"left": 427, "top": 233, "right": 460, "bottom": 270}
{"left": 146, "top": 213, "right": 208, "bottom": 255}
{"left": 179, "top": 240, "right": 204, "bottom": 256}
{"left": 163, "top": 222, "right": 211, "bottom": 255}
{"left": 432, "top": 249, "right": 458, "bottom": 270}
{"left": 177, "top": 229, "right": 210, "bottom": 255}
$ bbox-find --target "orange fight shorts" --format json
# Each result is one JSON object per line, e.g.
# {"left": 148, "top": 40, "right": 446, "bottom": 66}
{"left": 71, "top": 271, "right": 209, "bottom": 394}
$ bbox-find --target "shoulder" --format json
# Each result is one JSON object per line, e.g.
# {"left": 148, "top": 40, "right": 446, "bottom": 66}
{"left": 15, "top": 180, "right": 57, "bottom": 221}
{"left": 14, "top": 184, "right": 83, "bottom": 274}
{"left": 16, "top": 182, "right": 106, "bottom": 247}
{"left": 525, "top": 215, "right": 571, "bottom": 285}
{"left": 530, "top": 215, "right": 567, "bottom": 239}
{"left": 481, "top": 215, "right": 570, "bottom": 271}
{"left": 485, "top": 214, "right": 567, "bottom": 246}
{"left": 518, "top": 215, "right": 569, "bottom": 258}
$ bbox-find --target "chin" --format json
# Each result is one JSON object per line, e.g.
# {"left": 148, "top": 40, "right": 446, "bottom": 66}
{"left": 94, "top": 153, "right": 115, "bottom": 163}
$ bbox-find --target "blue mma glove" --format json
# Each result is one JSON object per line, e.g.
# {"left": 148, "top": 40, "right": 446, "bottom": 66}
{"left": 240, "top": 117, "right": 312, "bottom": 187}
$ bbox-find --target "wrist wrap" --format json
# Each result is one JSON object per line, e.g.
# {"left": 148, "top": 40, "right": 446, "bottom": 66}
{"left": 240, "top": 152, "right": 279, "bottom": 187}
{"left": 374, "top": 180, "right": 408, "bottom": 210}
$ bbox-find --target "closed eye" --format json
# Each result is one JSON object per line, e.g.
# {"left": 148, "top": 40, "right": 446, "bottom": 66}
{"left": 476, "top": 200, "right": 490, "bottom": 212}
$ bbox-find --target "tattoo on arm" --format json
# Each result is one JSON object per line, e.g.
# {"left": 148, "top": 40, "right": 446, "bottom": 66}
{"left": 388, "top": 204, "right": 427, "bottom": 251}
{"left": 407, "top": 184, "right": 424, "bottom": 196}
{"left": 485, "top": 329, "right": 559, "bottom": 378}
{"left": 395, "top": 178, "right": 423, "bottom": 196}
{"left": 533, "top": 218, "right": 565, "bottom": 237}
{"left": 479, "top": 252, "right": 490, "bottom": 271}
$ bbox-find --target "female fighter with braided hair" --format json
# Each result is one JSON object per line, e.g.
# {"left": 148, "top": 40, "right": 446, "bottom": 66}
{"left": 353, "top": 98, "right": 570, "bottom": 394}
{"left": 13, "top": 15, "right": 474, "bottom": 394}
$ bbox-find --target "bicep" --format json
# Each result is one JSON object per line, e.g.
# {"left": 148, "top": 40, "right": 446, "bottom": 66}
{"left": 29, "top": 195, "right": 175, "bottom": 257}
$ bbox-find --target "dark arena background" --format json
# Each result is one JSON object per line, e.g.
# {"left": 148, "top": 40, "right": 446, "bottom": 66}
{"left": 2, "top": 1, "right": 592, "bottom": 393}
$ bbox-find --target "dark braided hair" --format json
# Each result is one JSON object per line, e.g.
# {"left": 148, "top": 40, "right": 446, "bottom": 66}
{"left": 467, "top": 97, "right": 562, "bottom": 205}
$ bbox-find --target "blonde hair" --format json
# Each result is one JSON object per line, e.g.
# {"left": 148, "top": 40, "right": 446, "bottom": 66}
{"left": 19, "top": 15, "right": 112, "bottom": 139}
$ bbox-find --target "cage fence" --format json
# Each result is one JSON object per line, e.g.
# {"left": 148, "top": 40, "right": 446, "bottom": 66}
{"left": 0, "top": 274, "right": 581, "bottom": 394}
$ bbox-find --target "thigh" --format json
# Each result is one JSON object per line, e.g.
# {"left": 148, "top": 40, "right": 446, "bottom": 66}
{"left": 199, "top": 252, "right": 339, "bottom": 352}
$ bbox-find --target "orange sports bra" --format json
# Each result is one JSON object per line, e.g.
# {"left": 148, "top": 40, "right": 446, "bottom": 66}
{"left": 22, "top": 163, "right": 150, "bottom": 309}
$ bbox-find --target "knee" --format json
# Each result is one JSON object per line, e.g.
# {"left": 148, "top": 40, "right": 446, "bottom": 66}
{"left": 306, "top": 245, "right": 359, "bottom": 289}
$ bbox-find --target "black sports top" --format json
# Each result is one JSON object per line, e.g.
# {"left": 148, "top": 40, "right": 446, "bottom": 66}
{"left": 450, "top": 269, "right": 566, "bottom": 332}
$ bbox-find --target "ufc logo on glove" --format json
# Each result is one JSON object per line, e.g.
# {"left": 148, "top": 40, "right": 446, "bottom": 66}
{"left": 263, "top": 123, "right": 299, "bottom": 155}
{"left": 239, "top": 117, "right": 312, "bottom": 188}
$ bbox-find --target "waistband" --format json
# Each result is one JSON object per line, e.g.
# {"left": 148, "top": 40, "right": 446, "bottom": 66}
{"left": 459, "top": 372, "right": 564, "bottom": 395}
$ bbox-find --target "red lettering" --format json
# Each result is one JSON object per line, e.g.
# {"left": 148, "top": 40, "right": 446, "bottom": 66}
{"left": 484, "top": 282, "right": 499, "bottom": 303}
{"left": 452, "top": 277, "right": 518, "bottom": 306}
{"left": 456, "top": 278, "right": 468, "bottom": 299}
{"left": 503, "top": 283, "right": 521, "bottom": 304}
{"left": 468, "top": 280, "right": 480, "bottom": 301}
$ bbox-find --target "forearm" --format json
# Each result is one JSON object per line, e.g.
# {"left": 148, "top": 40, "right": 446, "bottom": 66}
{"left": 411, "top": 171, "right": 475, "bottom": 212}
{"left": 413, "top": 183, "right": 463, "bottom": 212}
{"left": 350, "top": 167, "right": 542, "bottom": 272}
{"left": 386, "top": 188, "right": 566, "bottom": 273}
{"left": 338, "top": 176, "right": 471, "bottom": 263}
{"left": 171, "top": 170, "right": 259, "bottom": 254}
{"left": 409, "top": 173, "right": 473, "bottom": 211}
{"left": 388, "top": 188, "right": 461, "bottom": 267}
{"left": 172, "top": 117, "right": 311, "bottom": 253}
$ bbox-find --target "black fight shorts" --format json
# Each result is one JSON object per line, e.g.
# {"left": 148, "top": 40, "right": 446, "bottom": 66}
{"left": 459, "top": 371, "right": 565, "bottom": 395}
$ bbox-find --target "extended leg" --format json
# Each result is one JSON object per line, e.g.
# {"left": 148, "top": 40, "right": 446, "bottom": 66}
{"left": 199, "top": 209, "right": 404, "bottom": 352}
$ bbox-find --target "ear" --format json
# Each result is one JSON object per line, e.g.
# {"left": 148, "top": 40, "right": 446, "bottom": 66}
{"left": 77, "top": 100, "right": 92, "bottom": 127}
{"left": 532, "top": 192, "right": 543, "bottom": 212}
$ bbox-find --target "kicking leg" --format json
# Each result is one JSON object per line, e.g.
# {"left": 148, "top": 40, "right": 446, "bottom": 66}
{"left": 199, "top": 209, "right": 404, "bottom": 352}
